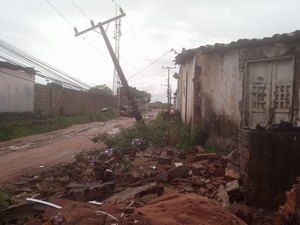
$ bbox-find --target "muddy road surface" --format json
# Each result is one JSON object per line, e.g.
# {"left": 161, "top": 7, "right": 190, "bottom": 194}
{"left": 0, "top": 117, "right": 135, "bottom": 182}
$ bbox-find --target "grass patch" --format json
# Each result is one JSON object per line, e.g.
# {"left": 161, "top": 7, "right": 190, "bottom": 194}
{"left": 92, "top": 112, "right": 203, "bottom": 155}
{"left": 0, "top": 188, "right": 12, "bottom": 210}
{"left": 0, "top": 110, "right": 115, "bottom": 141}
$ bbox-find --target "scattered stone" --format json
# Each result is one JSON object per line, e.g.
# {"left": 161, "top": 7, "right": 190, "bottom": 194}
{"left": 186, "top": 154, "right": 198, "bottom": 162}
{"left": 36, "top": 181, "right": 49, "bottom": 194}
{"left": 191, "top": 161, "right": 208, "bottom": 176}
{"left": 65, "top": 181, "right": 115, "bottom": 201}
{"left": 216, "top": 184, "right": 230, "bottom": 208}
{"left": 229, "top": 203, "right": 253, "bottom": 224}
{"left": 225, "top": 163, "right": 240, "bottom": 179}
{"left": 154, "top": 156, "right": 172, "bottom": 165}
{"left": 168, "top": 166, "right": 189, "bottom": 180}
{"left": 58, "top": 176, "right": 70, "bottom": 186}
{"left": 196, "top": 145, "right": 205, "bottom": 153}
{"left": 105, "top": 183, "right": 164, "bottom": 204}
{"left": 156, "top": 171, "right": 169, "bottom": 183}
{"left": 226, "top": 180, "right": 239, "bottom": 192}
{"left": 174, "top": 162, "right": 183, "bottom": 167}
{"left": 103, "top": 169, "right": 115, "bottom": 182}
{"left": 166, "top": 147, "right": 176, "bottom": 157}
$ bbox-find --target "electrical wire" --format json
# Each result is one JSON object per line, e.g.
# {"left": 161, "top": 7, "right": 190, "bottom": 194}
{"left": 45, "top": 0, "right": 74, "bottom": 28}
{"left": 127, "top": 49, "right": 173, "bottom": 81}
{"left": 69, "top": 0, "right": 91, "bottom": 20}
{"left": 0, "top": 48, "right": 81, "bottom": 88}
{"left": 0, "top": 42, "right": 89, "bottom": 90}
{"left": 0, "top": 39, "right": 90, "bottom": 88}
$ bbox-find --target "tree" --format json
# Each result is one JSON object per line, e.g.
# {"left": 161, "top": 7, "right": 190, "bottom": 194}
{"left": 129, "top": 86, "right": 151, "bottom": 102}
{"left": 89, "top": 84, "right": 113, "bottom": 96}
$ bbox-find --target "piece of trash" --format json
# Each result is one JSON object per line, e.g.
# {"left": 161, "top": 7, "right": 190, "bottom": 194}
{"left": 101, "top": 107, "right": 109, "bottom": 112}
{"left": 88, "top": 200, "right": 104, "bottom": 205}
{"left": 26, "top": 198, "right": 62, "bottom": 209}
{"left": 39, "top": 165, "right": 44, "bottom": 168}
{"left": 175, "top": 162, "right": 183, "bottom": 167}
{"left": 95, "top": 211, "right": 119, "bottom": 224}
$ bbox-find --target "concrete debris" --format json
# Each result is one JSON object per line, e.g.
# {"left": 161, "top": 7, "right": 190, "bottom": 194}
{"left": 156, "top": 165, "right": 189, "bottom": 183}
{"left": 154, "top": 156, "right": 172, "bottom": 165}
{"left": 274, "top": 177, "right": 300, "bottom": 225}
{"left": 1, "top": 145, "right": 251, "bottom": 225}
{"left": 65, "top": 181, "right": 116, "bottom": 201}
{"left": 216, "top": 184, "right": 230, "bottom": 208}
{"left": 105, "top": 183, "right": 164, "bottom": 204}
{"left": 229, "top": 203, "right": 253, "bottom": 224}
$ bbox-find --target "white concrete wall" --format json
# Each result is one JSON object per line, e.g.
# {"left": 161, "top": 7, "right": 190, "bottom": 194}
{"left": 197, "top": 49, "right": 242, "bottom": 125}
{"left": 177, "top": 58, "right": 195, "bottom": 124}
{"left": 0, "top": 68, "right": 35, "bottom": 113}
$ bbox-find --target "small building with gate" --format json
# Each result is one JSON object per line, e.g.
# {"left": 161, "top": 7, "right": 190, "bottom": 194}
{"left": 175, "top": 30, "right": 300, "bottom": 206}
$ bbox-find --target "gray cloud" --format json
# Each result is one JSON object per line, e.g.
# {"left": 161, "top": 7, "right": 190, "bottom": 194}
{"left": 0, "top": 0, "right": 299, "bottom": 102}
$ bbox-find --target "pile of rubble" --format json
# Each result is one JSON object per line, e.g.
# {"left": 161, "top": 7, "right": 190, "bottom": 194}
{"left": 274, "top": 177, "right": 300, "bottom": 225}
{"left": 1, "top": 145, "right": 252, "bottom": 224}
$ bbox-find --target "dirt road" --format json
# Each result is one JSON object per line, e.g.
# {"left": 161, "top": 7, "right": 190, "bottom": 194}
{"left": 0, "top": 117, "right": 135, "bottom": 182}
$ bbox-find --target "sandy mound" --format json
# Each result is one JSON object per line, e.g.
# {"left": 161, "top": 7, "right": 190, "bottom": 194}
{"left": 138, "top": 193, "right": 247, "bottom": 225}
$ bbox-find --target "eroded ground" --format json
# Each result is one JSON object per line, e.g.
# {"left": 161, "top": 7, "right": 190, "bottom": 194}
{"left": 0, "top": 116, "right": 135, "bottom": 181}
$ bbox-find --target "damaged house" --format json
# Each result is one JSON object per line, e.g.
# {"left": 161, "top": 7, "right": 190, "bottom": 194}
{"left": 175, "top": 31, "right": 300, "bottom": 206}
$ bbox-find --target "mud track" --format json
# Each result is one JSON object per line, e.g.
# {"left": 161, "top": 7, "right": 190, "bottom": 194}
{"left": 0, "top": 117, "right": 135, "bottom": 182}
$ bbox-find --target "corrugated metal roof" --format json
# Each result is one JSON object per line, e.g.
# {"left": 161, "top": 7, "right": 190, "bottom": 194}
{"left": 175, "top": 30, "right": 300, "bottom": 65}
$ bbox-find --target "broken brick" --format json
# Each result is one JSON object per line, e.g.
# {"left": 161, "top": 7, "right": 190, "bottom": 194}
{"left": 156, "top": 166, "right": 189, "bottom": 183}
{"left": 191, "top": 161, "right": 208, "bottom": 176}
{"left": 229, "top": 203, "right": 253, "bottom": 224}
{"left": 154, "top": 156, "right": 172, "bottom": 165}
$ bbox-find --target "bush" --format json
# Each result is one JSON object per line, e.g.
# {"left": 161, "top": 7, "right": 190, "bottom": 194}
{"left": 0, "top": 189, "right": 11, "bottom": 210}
{"left": 92, "top": 112, "right": 203, "bottom": 155}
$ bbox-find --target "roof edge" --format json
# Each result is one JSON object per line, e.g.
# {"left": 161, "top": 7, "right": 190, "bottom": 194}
{"left": 175, "top": 30, "right": 300, "bottom": 65}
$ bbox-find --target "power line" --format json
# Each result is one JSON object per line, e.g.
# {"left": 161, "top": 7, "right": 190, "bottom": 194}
{"left": 0, "top": 46, "right": 81, "bottom": 88}
{"left": 69, "top": 0, "right": 91, "bottom": 20}
{"left": 0, "top": 39, "right": 90, "bottom": 87}
{"left": 45, "top": 0, "right": 74, "bottom": 28}
{"left": 0, "top": 40, "right": 90, "bottom": 90}
{"left": 68, "top": 0, "right": 102, "bottom": 35}
{"left": 127, "top": 49, "right": 173, "bottom": 81}
{"left": 0, "top": 58, "right": 85, "bottom": 89}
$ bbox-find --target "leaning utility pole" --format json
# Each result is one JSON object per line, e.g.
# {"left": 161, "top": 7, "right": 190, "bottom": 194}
{"left": 74, "top": 9, "right": 142, "bottom": 121}
{"left": 162, "top": 66, "right": 176, "bottom": 111}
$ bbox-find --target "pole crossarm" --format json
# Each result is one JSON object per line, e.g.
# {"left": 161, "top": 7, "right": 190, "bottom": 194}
{"left": 74, "top": 13, "right": 126, "bottom": 37}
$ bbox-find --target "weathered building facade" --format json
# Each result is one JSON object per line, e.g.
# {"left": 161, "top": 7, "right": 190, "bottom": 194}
{"left": 175, "top": 31, "right": 300, "bottom": 205}
{"left": 176, "top": 31, "right": 300, "bottom": 139}
{"left": 0, "top": 61, "right": 35, "bottom": 113}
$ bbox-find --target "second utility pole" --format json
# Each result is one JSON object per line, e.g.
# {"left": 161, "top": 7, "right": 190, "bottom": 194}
{"left": 162, "top": 66, "right": 175, "bottom": 112}
{"left": 74, "top": 9, "right": 142, "bottom": 121}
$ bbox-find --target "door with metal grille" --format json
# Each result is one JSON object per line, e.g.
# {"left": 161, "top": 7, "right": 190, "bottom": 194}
{"left": 247, "top": 57, "right": 294, "bottom": 129}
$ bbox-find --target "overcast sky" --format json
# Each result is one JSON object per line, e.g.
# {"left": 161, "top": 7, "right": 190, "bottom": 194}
{"left": 0, "top": 0, "right": 299, "bottom": 102}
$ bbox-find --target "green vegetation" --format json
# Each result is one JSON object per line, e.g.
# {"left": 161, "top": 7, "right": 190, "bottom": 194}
{"left": 0, "top": 110, "right": 115, "bottom": 141}
{"left": 0, "top": 188, "right": 11, "bottom": 210}
{"left": 129, "top": 86, "right": 151, "bottom": 102}
{"left": 92, "top": 112, "right": 202, "bottom": 154}
{"left": 204, "top": 145, "right": 217, "bottom": 153}
{"left": 89, "top": 84, "right": 114, "bottom": 96}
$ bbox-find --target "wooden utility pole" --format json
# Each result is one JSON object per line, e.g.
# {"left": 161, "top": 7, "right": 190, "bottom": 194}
{"left": 162, "top": 66, "right": 176, "bottom": 111}
{"left": 74, "top": 9, "right": 142, "bottom": 121}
